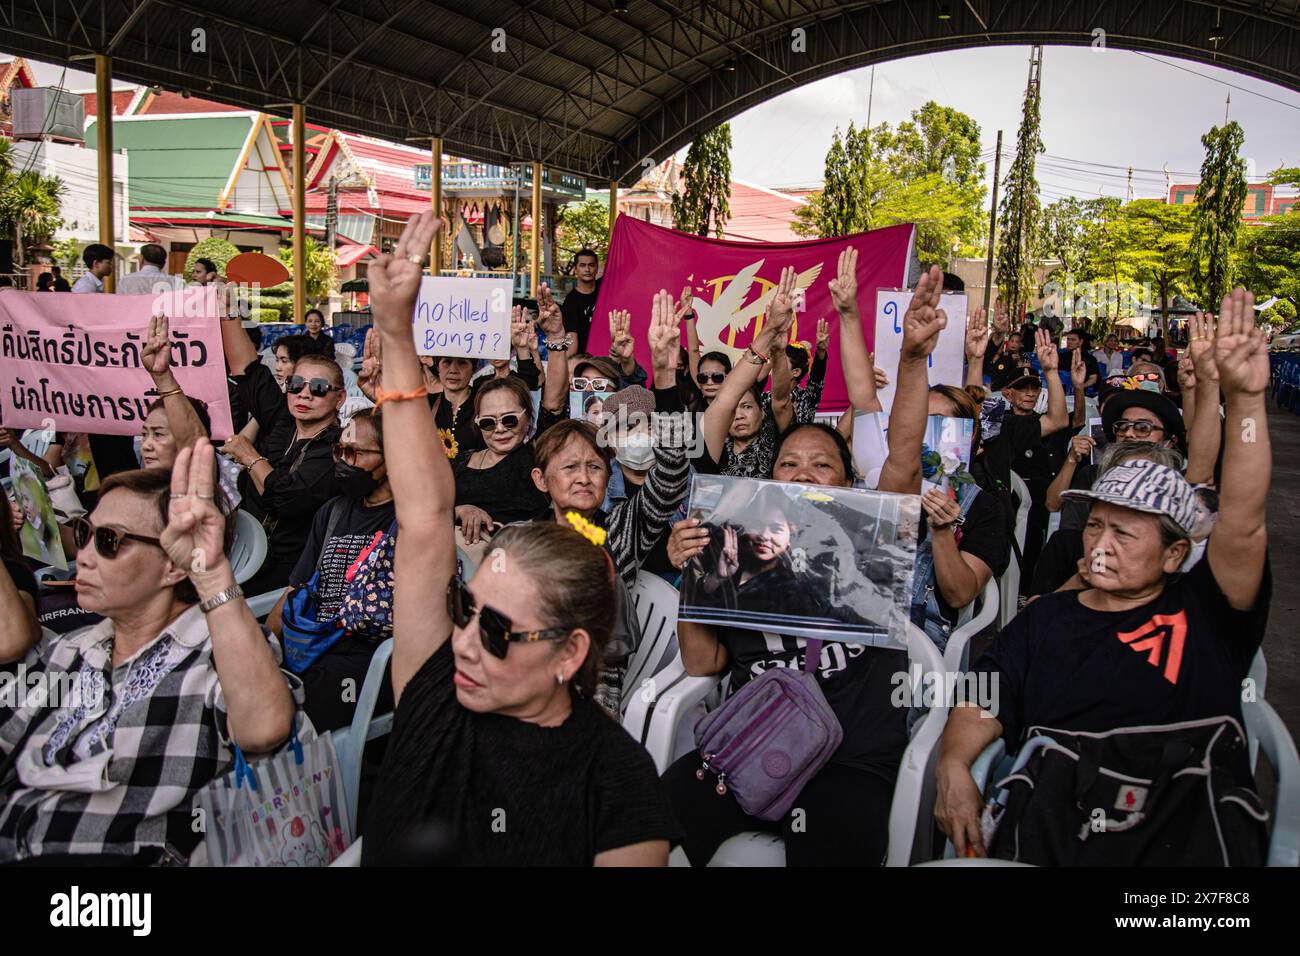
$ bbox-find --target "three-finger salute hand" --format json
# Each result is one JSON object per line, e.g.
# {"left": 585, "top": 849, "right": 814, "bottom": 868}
{"left": 161, "top": 439, "right": 230, "bottom": 596}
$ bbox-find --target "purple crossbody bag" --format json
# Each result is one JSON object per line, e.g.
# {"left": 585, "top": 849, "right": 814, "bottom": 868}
{"left": 693, "top": 638, "right": 843, "bottom": 822}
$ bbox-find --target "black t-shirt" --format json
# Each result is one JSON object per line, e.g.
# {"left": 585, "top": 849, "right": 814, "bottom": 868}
{"left": 561, "top": 283, "right": 601, "bottom": 354}
{"left": 716, "top": 627, "right": 907, "bottom": 781}
{"left": 916, "top": 488, "right": 1010, "bottom": 621}
{"left": 974, "top": 555, "right": 1270, "bottom": 782}
{"left": 362, "top": 642, "right": 681, "bottom": 865}
{"left": 289, "top": 495, "right": 397, "bottom": 621}
{"left": 452, "top": 444, "right": 549, "bottom": 526}
{"left": 1060, "top": 462, "right": 1099, "bottom": 531}
{"left": 3, "top": 557, "right": 36, "bottom": 602}
{"left": 980, "top": 411, "right": 1061, "bottom": 492}
{"left": 1030, "top": 528, "right": 1084, "bottom": 596}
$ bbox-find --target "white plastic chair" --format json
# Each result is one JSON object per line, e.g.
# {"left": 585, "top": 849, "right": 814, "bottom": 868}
{"left": 339, "top": 394, "right": 376, "bottom": 421}
{"left": 943, "top": 577, "right": 999, "bottom": 674}
{"left": 647, "top": 614, "right": 949, "bottom": 867}
{"left": 620, "top": 573, "right": 684, "bottom": 742}
{"left": 998, "top": 473, "right": 1032, "bottom": 630}
{"left": 332, "top": 637, "right": 395, "bottom": 838}
{"left": 228, "top": 510, "right": 268, "bottom": 586}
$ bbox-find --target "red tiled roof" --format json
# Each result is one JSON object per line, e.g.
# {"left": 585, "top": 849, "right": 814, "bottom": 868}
{"left": 79, "top": 89, "right": 136, "bottom": 118}
{"left": 335, "top": 243, "right": 377, "bottom": 267}
{"left": 136, "top": 91, "right": 242, "bottom": 114}
{"left": 288, "top": 132, "right": 432, "bottom": 219}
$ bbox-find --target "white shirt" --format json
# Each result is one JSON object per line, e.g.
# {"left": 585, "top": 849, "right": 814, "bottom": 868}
{"left": 117, "top": 263, "right": 185, "bottom": 297}
{"left": 71, "top": 273, "right": 103, "bottom": 294}
{"left": 1092, "top": 348, "right": 1122, "bottom": 372}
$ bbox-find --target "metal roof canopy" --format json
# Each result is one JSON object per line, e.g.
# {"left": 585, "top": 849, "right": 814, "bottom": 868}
{"left": 3, "top": 0, "right": 1298, "bottom": 184}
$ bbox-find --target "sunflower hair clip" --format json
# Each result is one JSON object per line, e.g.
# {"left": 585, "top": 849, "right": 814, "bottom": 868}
{"left": 565, "top": 512, "right": 607, "bottom": 547}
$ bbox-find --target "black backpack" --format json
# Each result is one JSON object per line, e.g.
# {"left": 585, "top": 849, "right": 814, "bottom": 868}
{"left": 986, "top": 717, "right": 1268, "bottom": 866}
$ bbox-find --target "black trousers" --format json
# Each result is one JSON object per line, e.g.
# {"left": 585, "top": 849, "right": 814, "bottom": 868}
{"left": 661, "top": 752, "right": 894, "bottom": 867}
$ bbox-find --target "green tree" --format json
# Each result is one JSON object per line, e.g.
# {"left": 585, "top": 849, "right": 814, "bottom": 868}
{"left": 671, "top": 123, "right": 732, "bottom": 238}
{"left": 1113, "top": 199, "right": 1194, "bottom": 336}
{"left": 0, "top": 158, "right": 66, "bottom": 266}
{"left": 1187, "top": 121, "right": 1247, "bottom": 309}
{"left": 890, "top": 101, "right": 988, "bottom": 257}
{"left": 555, "top": 198, "right": 609, "bottom": 272}
{"left": 996, "top": 62, "right": 1045, "bottom": 316}
{"left": 1260, "top": 297, "right": 1296, "bottom": 328}
{"left": 184, "top": 236, "right": 240, "bottom": 276}
{"left": 278, "top": 235, "right": 339, "bottom": 306}
{"left": 1235, "top": 165, "right": 1300, "bottom": 309}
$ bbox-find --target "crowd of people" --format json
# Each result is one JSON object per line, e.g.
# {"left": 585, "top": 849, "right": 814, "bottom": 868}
{"left": 0, "top": 214, "right": 1276, "bottom": 867}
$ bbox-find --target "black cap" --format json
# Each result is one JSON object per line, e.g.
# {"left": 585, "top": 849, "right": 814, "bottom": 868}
{"left": 989, "top": 355, "right": 1041, "bottom": 391}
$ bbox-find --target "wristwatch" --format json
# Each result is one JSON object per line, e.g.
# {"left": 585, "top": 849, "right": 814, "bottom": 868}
{"left": 199, "top": 583, "right": 244, "bottom": 614}
{"left": 544, "top": 335, "right": 572, "bottom": 352}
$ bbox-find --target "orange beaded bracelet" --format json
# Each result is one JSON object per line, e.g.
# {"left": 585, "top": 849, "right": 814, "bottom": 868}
{"left": 373, "top": 384, "right": 429, "bottom": 410}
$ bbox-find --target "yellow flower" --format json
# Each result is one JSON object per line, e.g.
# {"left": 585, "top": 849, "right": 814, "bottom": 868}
{"left": 439, "top": 428, "right": 459, "bottom": 459}
{"left": 565, "top": 511, "right": 607, "bottom": 547}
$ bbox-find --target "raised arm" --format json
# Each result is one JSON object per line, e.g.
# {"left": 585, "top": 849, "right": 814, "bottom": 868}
{"left": 1035, "top": 329, "right": 1068, "bottom": 436}
{"left": 537, "top": 285, "right": 571, "bottom": 415}
{"left": 370, "top": 212, "right": 458, "bottom": 704}
{"left": 218, "top": 308, "right": 259, "bottom": 378}
{"left": 0, "top": 429, "right": 54, "bottom": 480}
{"left": 877, "top": 264, "right": 947, "bottom": 494}
{"left": 608, "top": 308, "right": 636, "bottom": 380}
{"left": 700, "top": 268, "right": 796, "bottom": 462}
{"left": 680, "top": 286, "right": 701, "bottom": 383}
{"left": 964, "top": 307, "right": 990, "bottom": 392}
{"left": 1184, "top": 310, "right": 1223, "bottom": 487}
{"left": 163, "top": 440, "right": 293, "bottom": 754}
{"left": 143, "top": 314, "right": 210, "bottom": 447}
{"left": 1068, "top": 349, "right": 1088, "bottom": 428}
{"left": 829, "top": 247, "right": 879, "bottom": 412}
{"left": 1206, "top": 289, "right": 1269, "bottom": 610}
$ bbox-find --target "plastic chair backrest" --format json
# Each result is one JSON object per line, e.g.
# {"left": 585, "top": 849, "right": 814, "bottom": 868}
{"left": 340, "top": 394, "right": 377, "bottom": 422}
{"left": 20, "top": 428, "right": 54, "bottom": 459}
{"left": 333, "top": 637, "right": 395, "bottom": 835}
{"left": 229, "top": 510, "right": 268, "bottom": 586}
{"left": 622, "top": 572, "right": 680, "bottom": 714}
{"left": 944, "top": 577, "right": 999, "bottom": 674}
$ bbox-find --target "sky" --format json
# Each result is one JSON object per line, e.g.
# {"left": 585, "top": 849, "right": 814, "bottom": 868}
{"left": 24, "top": 43, "right": 1300, "bottom": 202}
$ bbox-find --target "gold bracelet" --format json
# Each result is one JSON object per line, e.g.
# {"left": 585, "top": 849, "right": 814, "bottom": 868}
{"left": 156, "top": 386, "right": 184, "bottom": 398}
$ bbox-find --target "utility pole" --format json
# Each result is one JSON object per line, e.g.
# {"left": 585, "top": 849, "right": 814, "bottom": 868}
{"left": 983, "top": 129, "right": 1003, "bottom": 313}
{"left": 1126, "top": 165, "right": 1134, "bottom": 202}
{"left": 1224, "top": 93, "right": 1231, "bottom": 125}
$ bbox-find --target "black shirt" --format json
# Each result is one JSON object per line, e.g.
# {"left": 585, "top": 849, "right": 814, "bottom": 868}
{"left": 716, "top": 627, "right": 907, "bottom": 780}
{"left": 362, "top": 642, "right": 681, "bottom": 865}
{"left": 304, "top": 331, "right": 336, "bottom": 361}
{"left": 980, "top": 411, "right": 1060, "bottom": 492}
{"left": 429, "top": 365, "right": 542, "bottom": 463}
{"left": 235, "top": 360, "right": 342, "bottom": 586}
{"left": 974, "top": 555, "right": 1271, "bottom": 782}
{"left": 452, "top": 443, "right": 549, "bottom": 526}
{"left": 289, "top": 495, "right": 397, "bottom": 621}
{"left": 561, "top": 283, "right": 601, "bottom": 354}
{"left": 917, "top": 488, "right": 1010, "bottom": 622}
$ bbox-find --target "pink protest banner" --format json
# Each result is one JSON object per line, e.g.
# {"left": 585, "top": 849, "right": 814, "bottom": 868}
{"left": 0, "top": 288, "right": 234, "bottom": 438}
{"left": 588, "top": 217, "right": 915, "bottom": 412}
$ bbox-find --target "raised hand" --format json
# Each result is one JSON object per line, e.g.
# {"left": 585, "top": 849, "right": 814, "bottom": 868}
{"left": 161, "top": 439, "right": 230, "bottom": 596}
{"left": 1035, "top": 328, "right": 1060, "bottom": 372}
{"left": 717, "top": 526, "right": 740, "bottom": 579}
{"left": 965, "top": 307, "right": 990, "bottom": 360}
{"left": 766, "top": 265, "right": 798, "bottom": 343}
{"left": 141, "top": 314, "right": 173, "bottom": 379}
{"left": 647, "top": 290, "right": 680, "bottom": 372}
{"left": 1188, "top": 310, "right": 1218, "bottom": 386}
{"left": 608, "top": 309, "right": 634, "bottom": 363}
{"left": 510, "top": 305, "right": 532, "bottom": 352}
{"left": 991, "top": 302, "right": 1010, "bottom": 337}
{"left": 1067, "top": 434, "right": 1095, "bottom": 464}
{"left": 1215, "top": 287, "right": 1267, "bottom": 396}
{"left": 1070, "top": 347, "right": 1087, "bottom": 390}
{"left": 901, "top": 265, "right": 947, "bottom": 361}
{"left": 536, "top": 283, "right": 565, "bottom": 339}
{"left": 357, "top": 327, "right": 383, "bottom": 400}
{"left": 1176, "top": 354, "right": 1196, "bottom": 392}
{"left": 674, "top": 284, "right": 694, "bottom": 322}
{"left": 815, "top": 317, "right": 830, "bottom": 356}
{"left": 369, "top": 210, "right": 441, "bottom": 338}
{"left": 827, "top": 247, "right": 859, "bottom": 315}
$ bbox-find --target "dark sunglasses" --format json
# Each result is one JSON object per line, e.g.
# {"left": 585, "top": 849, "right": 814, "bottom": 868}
{"left": 1112, "top": 419, "right": 1164, "bottom": 438}
{"left": 696, "top": 372, "right": 726, "bottom": 385}
{"left": 284, "top": 375, "right": 342, "bottom": 398}
{"left": 475, "top": 412, "right": 523, "bottom": 432}
{"left": 332, "top": 442, "right": 382, "bottom": 466}
{"left": 71, "top": 516, "right": 163, "bottom": 560}
{"left": 446, "top": 575, "right": 569, "bottom": 659}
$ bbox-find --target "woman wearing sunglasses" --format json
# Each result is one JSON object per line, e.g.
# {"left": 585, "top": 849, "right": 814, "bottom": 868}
{"left": 0, "top": 446, "right": 300, "bottom": 864}
{"left": 219, "top": 316, "right": 347, "bottom": 596}
{"left": 359, "top": 212, "right": 678, "bottom": 866}
{"left": 452, "top": 376, "right": 549, "bottom": 557}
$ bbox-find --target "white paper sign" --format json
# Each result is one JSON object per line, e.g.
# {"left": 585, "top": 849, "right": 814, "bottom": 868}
{"left": 872, "top": 289, "right": 968, "bottom": 412}
{"left": 412, "top": 275, "right": 512, "bottom": 360}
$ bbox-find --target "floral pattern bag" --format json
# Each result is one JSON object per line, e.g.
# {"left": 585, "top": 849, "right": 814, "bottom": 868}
{"left": 336, "top": 519, "right": 397, "bottom": 641}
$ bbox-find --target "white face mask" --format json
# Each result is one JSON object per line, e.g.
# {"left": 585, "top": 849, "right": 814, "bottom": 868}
{"left": 615, "top": 435, "right": 655, "bottom": 471}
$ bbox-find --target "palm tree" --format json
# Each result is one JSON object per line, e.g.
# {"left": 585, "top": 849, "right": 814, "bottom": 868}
{"left": 0, "top": 164, "right": 66, "bottom": 267}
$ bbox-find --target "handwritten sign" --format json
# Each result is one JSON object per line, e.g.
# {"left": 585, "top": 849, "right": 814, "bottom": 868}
{"left": 0, "top": 288, "right": 233, "bottom": 438}
{"left": 413, "top": 276, "right": 511, "bottom": 360}
{"left": 871, "top": 289, "right": 968, "bottom": 413}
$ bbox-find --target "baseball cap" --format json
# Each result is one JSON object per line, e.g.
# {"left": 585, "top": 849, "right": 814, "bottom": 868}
{"left": 1059, "top": 458, "right": 1198, "bottom": 537}
{"left": 989, "top": 356, "right": 1041, "bottom": 392}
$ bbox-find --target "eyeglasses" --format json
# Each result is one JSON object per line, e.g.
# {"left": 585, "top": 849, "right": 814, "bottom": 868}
{"left": 446, "top": 575, "right": 570, "bottom": 659}
{"left": 1126, "top": 372, "right": 1162, "bottom": 382}
{"left": 696, "top": 372, "right": 726, "bottom": 385}
{"left": 475, "top": 412, "right": 524, "bottom": 432}
{"left": 284, "top": 375, "right": 342, "bottom": 398}
{"left": 1112, "top": 419, "right": 1165, "bottom": 438}
{"left": 71, "top": 516, "right": 163, "bottom": 560}
{"left": 571, "top": 377, "right": 614, "bottom": 392}
{"left": 332, "top": 442, "right": 382, "bottom": 466}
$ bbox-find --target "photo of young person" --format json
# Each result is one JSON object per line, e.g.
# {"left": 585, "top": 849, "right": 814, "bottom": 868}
{"left": 10, "top": 465, "right": 68, "bottom": 570}
{"left": 679, "top": 474, "right": 920, "bottom": 646}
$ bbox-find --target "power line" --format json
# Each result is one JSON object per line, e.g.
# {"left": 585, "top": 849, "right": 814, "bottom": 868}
{"left": 1129, "top": 51, "right": 1300, "bottom": 113}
